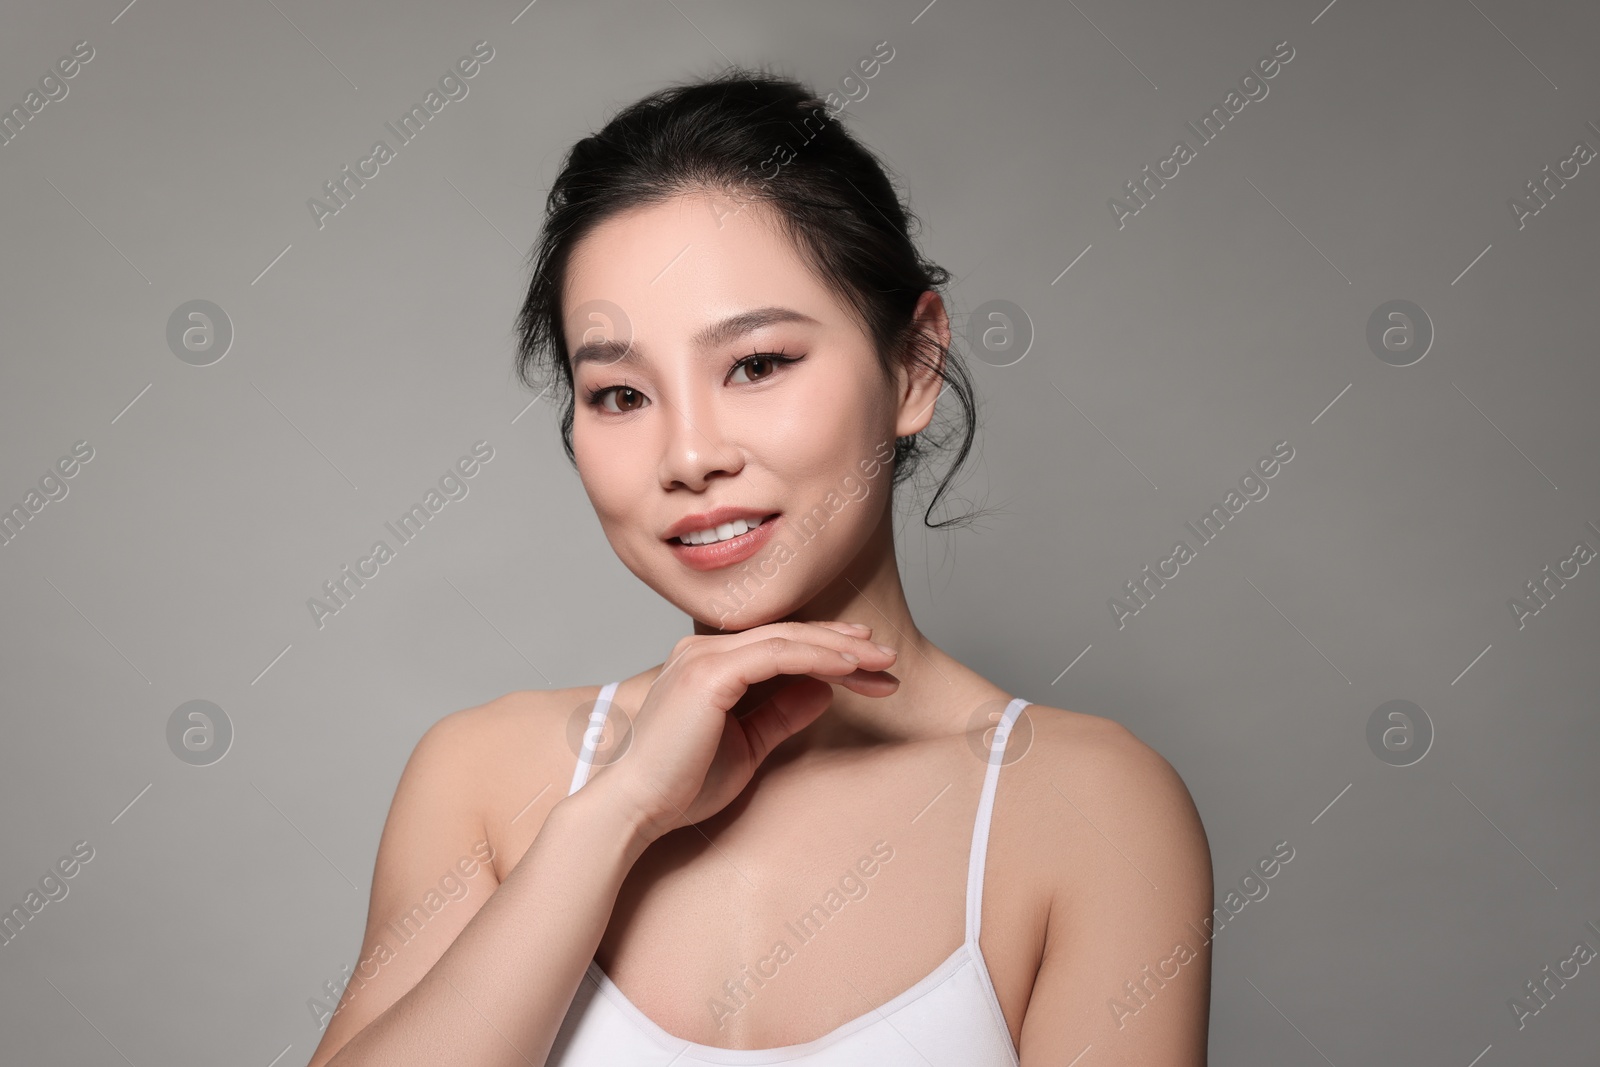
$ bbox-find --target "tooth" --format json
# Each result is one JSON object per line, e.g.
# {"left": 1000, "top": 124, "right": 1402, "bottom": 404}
{"left": 678, "top": 518, "right": 765, "bottom": 546}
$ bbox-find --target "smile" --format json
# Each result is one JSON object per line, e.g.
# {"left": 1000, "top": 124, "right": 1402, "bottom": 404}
{"left": 666, "top": 513, "right": 782, "bottom": 572}
{"left": 672, "top": 514, "right": 780, "bottom": 545}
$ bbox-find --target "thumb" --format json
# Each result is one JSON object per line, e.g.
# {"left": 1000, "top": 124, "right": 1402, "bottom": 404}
{"left": 738, "top": 677, "right": 834, "bottom": 765}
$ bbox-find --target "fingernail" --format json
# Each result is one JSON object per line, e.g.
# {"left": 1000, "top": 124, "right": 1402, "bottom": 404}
{"left": 874, "top": 643, "right": 896, "bottom": 656}
{"left": 841, "top": 651, "right": 861, "bottom": 664}
{"left": 843, "top": 622, "right": 872, "bottom": 632}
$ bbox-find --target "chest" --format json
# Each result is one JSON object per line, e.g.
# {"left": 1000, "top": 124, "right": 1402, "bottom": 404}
{"left": 551, "top": 751, "right": 1047, "bottom": 1051}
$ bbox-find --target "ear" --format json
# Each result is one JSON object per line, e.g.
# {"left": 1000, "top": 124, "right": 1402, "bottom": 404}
{"left": 893, "top": 290, "right": 950, "bottom": 438}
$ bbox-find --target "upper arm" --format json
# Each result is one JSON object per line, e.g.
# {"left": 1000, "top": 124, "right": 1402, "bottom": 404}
{"left": 1017, "top": 719, "right": 1213, "bottom": 1066}
{"left": 304, "top": 704, "right": 506, "bottom": 1067}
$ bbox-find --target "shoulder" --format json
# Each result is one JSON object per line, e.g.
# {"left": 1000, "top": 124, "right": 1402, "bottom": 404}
{"left": 406, "top": 685, "right": 612, "bottom": 877}
{"left": 388, "top": 687, "right": 599, "bottom": 838}
{"left": 998, "top": 706, "right": 1214, "bottom": 1059}
{"left": 1024, "top": 705, "right": 1195, "bottom": 796}
{"left": 1001, "top": 704, "right": 1211, "bottom": 902}
{"left": 1006, "top": 702, "right": 1199, "bottom": 812}
{"left": 411, "top": 684, "right": 602, "bottom": 763}
{"left": 401, "top": 688, "right": 550, "bottom": 779}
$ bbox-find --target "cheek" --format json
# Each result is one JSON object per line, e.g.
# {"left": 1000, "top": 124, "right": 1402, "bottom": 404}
{"left": 748, "top": 404, "right": 828, "bottom": 474}
{"left": 574, "top": 435, "right": 646, "bottom": 527}
{"left": 760, "top": 359, "right": 889, "bottom": 467}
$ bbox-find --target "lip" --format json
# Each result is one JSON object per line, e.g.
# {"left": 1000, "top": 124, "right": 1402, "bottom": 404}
{"left": 667, "top": 513, "right": 782, "bottom": 572}
{"left": 662, "top": 506, "right": 779, "bottom": 544}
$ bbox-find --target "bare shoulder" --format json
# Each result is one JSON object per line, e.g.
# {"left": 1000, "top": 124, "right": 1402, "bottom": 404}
{"left": 1007, "top": 702, "right": 1198, "bottom": 803}
{"left": 995, "top": 706, "right": 1214, "bottom": 1058}
{"left": 419, "top": 686, "right": 570, "bottom": 744}
{"left": 1001, "top": 703, "right": 1211, "bottom": 893}
{"left": 423, "top": 685, "right": 610, "bottom": 879}
{"left": 415, "top": 685, "right": 597, "bottom": 771}
{"left": 301, "top": 685, "right": 603, "bottom": 1064}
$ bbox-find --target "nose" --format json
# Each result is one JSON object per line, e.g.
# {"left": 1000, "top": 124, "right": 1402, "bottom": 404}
{"left": 656, "top": 389, "right": 742, "bottom": 491}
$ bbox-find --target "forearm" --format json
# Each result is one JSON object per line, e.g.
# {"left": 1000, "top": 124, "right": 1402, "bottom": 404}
{"left": 326, "top": 786, "right": 652, "bottom": 1067}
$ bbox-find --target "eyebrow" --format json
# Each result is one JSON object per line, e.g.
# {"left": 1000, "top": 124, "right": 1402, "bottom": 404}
{"left": 568, "top": 306, "right": 821, "bottom": 370}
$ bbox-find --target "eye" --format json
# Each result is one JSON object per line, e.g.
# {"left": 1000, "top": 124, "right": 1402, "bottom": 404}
{"left": 584, "top": 352, "right": 800, "bottom": 414}
{"left": 729, "top": 352, "right": 800, "bottom": 385}
{"left": 588, "top": 385, "right": 648, "bottom": 413}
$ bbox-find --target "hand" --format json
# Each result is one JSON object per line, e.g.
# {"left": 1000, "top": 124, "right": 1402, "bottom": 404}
{"left": 591, "top": 620, "right": 898, "bottom": 843}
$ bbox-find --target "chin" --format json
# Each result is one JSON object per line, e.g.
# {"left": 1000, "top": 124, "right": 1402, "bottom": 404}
{"left": 622, "top": 517, "right": 854, "bottom": 631}
{"left": 700, "top": 605, "right": 786, "bottom": 633}
{"left": 694, "top": 580, "right": 793, "bottom": 631}
{"left": 693, "top": 572, "right": 809, "bottom": 633}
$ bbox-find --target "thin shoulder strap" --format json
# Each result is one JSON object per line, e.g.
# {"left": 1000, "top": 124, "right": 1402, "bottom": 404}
{"left": 567, "top": 681, "right": 620, "bottom": 795}
{"left": 966, "top": 697, "right": 1030, "bottom": 945}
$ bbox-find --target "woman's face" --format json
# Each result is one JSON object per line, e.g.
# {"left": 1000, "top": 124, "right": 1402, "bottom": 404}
{"left": 561, "top": 191, "right": 942, "bottom": 629}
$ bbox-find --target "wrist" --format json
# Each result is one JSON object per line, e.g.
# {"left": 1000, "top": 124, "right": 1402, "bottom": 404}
{"left": 556, "top": 779, "right": 659, "bottom": 864}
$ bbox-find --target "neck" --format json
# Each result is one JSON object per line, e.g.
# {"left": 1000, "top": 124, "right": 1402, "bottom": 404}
{"left": 687, "top": 504, "right": 961, "bottom": 752}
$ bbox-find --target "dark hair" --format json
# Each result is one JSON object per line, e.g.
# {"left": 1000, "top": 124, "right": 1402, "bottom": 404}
{"left": 514, "top": 65, "right": 985, "bottom": 529}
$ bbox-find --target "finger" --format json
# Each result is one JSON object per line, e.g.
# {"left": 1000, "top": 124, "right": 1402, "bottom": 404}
{"left": 812, "top": 671, "right": 899, "bottom": 697}
{"left": 831, "top": 668, "right": 899, "bottom": 691}
{"left": 697, "top": 635, "right": 884, "bottom": 708}
{"left": 751, "top": 671, "right": 897, "bottom": 692}
{"left": 813, "top": 620, "right": 874, "bottom": 637}
{"left": 700, "top": 619, "right": 862, "bottom": 640}
{"left": 717, "top": 621, "right": 897, "bottom": 669}
{"left": 738, "top": 677, "right": 835, "bottom": 766}
{"left": 740, "top": 667, "right": 898, "bottom": 699}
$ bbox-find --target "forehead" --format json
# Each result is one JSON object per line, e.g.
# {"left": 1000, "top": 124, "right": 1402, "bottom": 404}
{"left": 561, "top": 192, "right": 846, "bottom": 350}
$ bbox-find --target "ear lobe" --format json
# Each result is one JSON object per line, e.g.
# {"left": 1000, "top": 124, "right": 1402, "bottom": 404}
{"left": 894, "top": 292, "right": 949, "bottom": 437}
{"left": 895, "top": 358, "right": 942, "bottom": 437}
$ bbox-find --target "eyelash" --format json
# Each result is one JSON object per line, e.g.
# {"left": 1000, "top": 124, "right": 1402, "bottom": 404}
{"left": 582, "top": 349, "right": 802, "bottom": 412}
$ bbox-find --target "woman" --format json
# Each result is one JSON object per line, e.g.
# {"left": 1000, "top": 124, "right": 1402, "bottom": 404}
{"left": 309, "top": 68, "right": 1212, "bottom": 1067}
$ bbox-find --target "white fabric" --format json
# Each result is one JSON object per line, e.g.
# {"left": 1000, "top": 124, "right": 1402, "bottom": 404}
{"left": 548, "top": 683, "right": 1030, "bottom": 1066}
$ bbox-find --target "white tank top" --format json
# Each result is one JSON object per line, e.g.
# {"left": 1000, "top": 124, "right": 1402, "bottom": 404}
{"left": 545, "top": 681, "right": 1031, "bottom": 1066}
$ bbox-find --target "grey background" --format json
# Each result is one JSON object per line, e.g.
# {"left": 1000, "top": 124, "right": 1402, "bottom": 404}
{"left": 1, "top": 0, "right": 1596, "bottom": 1063}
